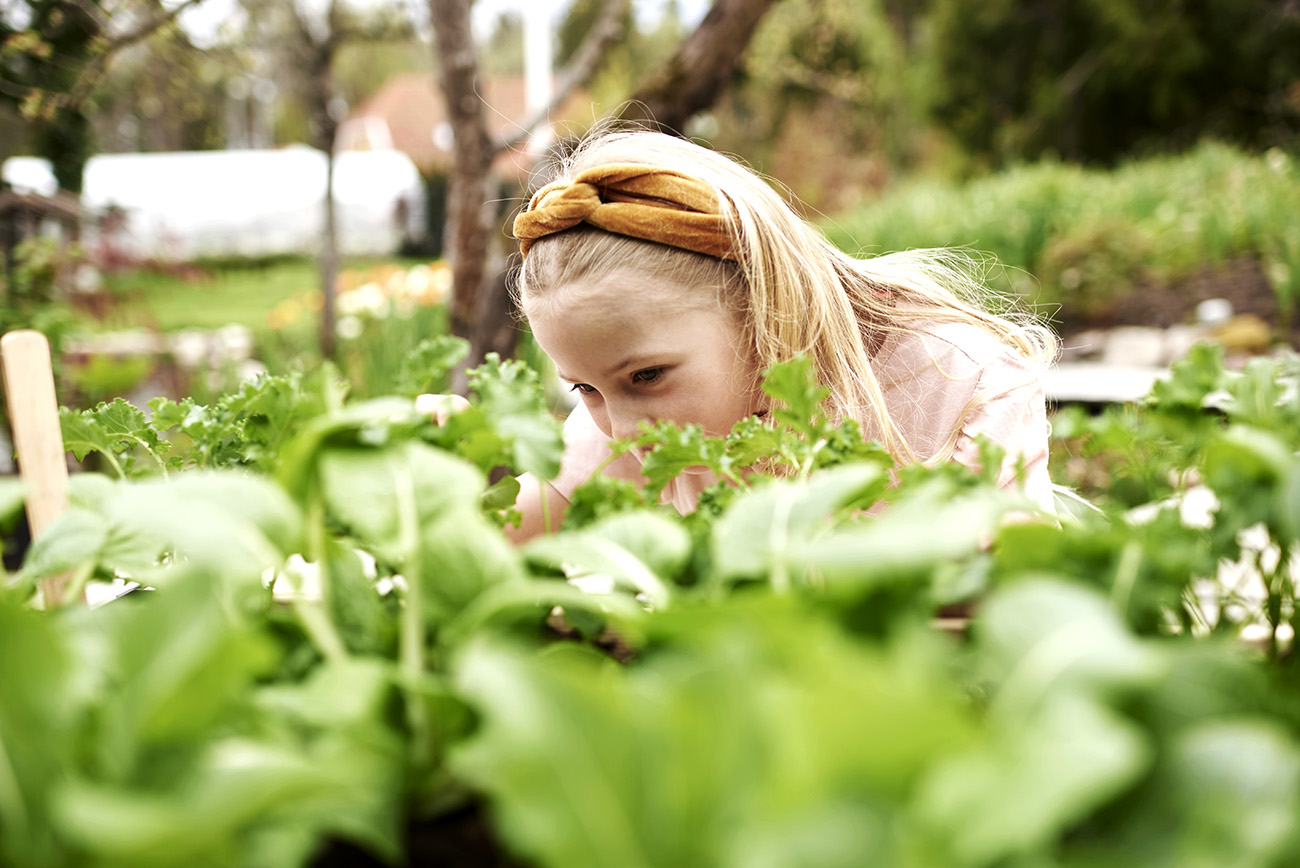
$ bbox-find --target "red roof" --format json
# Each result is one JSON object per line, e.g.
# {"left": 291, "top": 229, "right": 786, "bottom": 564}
{"left": 340, "top": 72, "right": 595, "bottom": 176}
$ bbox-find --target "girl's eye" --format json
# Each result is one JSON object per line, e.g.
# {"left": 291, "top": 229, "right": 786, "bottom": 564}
{"left": 570, "top": 383, "right": 596, "bottom": 394}
{"left": 631, "top": 367, "right": 664, "bottom": 385}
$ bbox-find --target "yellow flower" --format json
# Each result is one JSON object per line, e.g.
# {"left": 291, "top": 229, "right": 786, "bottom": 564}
{"left": 384, "top": 268, "right": 408, "bottom": 300}
{"left": 430, "top": 261, "right": 453, "bottom": 304}
{"left": 336, "top": 268, "right": 365, "bottom": 294}
{"left": 405, "top": 264, "right": 435, "bottom": 305}
{"left": 267, "top": 298, "right": 303, "bottom": 331}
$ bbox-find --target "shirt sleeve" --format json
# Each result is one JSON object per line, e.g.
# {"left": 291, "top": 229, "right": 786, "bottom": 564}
{"left": 951, "top": 366, "right": 1056, "bottom": 516}
{"left": 875, "top": 321, "right": 1056, "bottom": 516}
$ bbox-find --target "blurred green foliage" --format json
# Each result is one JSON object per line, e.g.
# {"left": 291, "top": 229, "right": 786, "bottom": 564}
{"left": 0, "top": 236, "right": 77, "bottom": 340}
{"left": 554, "top": 0, "right": 689, "bottom": 108}
{"left": 87, "top": 20, "right": 229, "bottom": 155}
{"left": 0, "top": 236, "right": 78, "bottom": 404}
{"left": 925, "top": 0, "right": 1300, "bottom": 165}
{"left": 64, "top": 353, "right": 153, "bottom": 407}
{"left": 0, "top": 0, "right": 99, "bottom": 192}
{"left": 825, "top": 141, "right": 1300, "bottom": 330}
{"left": 99, "top": 258, "right": 322, "bottom": 333}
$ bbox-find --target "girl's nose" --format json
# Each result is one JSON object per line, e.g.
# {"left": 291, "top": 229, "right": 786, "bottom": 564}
{"left": 607, "top": 405, "right": 645, "bottom": 442}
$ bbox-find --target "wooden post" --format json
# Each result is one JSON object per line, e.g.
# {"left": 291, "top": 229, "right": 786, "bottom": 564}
{"left": 1, "top": 329, "right": 72, "bottom": 606}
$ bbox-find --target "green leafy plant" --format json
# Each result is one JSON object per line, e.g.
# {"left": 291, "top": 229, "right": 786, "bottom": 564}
{"left": 7, "top": 343, "right": 1300, "bottom": 868}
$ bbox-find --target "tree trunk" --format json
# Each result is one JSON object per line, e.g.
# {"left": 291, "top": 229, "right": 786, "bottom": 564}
{"left": 320, "top": 143, "right": 339, "bottom": 360}
{"left": 22, "top": 0, "right": 101, "bottom": 194}
{"left": 429, "top": 0, "right": 496, "bottom": 357}
{"left": 472, "top": 255, "right": 518, "bottom": 373}
{"left": 463, "top": 0, "right": 635, "bottom": 374}
{"left": 310, "top": 34, "right": 341, "bottom": 362}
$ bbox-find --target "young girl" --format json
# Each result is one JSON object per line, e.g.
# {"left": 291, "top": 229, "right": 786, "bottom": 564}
{"left": 505, "top": 128, "right": 1058, "bottom": 542}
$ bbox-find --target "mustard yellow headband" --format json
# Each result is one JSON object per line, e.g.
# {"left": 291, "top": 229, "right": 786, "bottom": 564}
{"left": 513, "top": 163, "right": 737, "bottom": 261}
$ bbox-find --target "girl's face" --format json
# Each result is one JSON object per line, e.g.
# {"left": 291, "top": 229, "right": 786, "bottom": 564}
{"left": 526, "top": 271, "right": 761, "bottom": 443}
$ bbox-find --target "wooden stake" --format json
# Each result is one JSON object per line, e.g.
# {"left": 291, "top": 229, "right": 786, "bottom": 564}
{"left": 1, "top": 329, "right": 72, "bottom": 606}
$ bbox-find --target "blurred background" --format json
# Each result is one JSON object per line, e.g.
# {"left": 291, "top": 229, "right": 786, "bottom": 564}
{"left": 1, "top": 0, "right": 1298, "bottom": 425}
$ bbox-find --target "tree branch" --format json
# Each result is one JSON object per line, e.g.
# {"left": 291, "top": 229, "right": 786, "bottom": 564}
{"left": 620, "top": 0, "right": 777, "bottom": 134}
{"left": 106, "top": 0, "right": 207, "bottom": 54}
{"left": 61, "top": 0, "right": 208, "bottom": 110}
{"left": 65, "top": 0, "right": 110, "bottom": 34}
{"left": 429, "top": 0, "right": 495, "bottom": 344}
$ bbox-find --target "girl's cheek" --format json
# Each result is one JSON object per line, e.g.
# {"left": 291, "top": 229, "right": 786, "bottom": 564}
{"left": 587, "top": 404, "right": 613, "bottom": 439}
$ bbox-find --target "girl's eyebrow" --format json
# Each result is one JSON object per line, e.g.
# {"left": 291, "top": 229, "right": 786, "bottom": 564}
{"left": 604, "top": 352, "right": 670, "bottom": 378}
{"left": 556, "top": 353, "right": 671, "bottom": 383}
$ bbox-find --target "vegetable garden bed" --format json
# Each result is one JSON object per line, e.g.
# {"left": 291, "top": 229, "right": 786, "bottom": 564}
{"left": 2, "top": 336, "right": 1300, "bottom": 868}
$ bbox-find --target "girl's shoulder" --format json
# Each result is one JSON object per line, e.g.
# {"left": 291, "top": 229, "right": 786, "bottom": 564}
{"left": 872, "top": 318, "right": 1045, "bottom": 459}
{"left": 874, "top": 318, "right": 1035, "bottom": 382}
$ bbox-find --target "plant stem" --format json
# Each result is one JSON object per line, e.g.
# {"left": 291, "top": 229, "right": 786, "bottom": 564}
{"left": 769, "top": 489, "right": 796, "bottom": 593}
{"left": 296, "top": 499, "right": 348, "bottom": 661}
{"left": 799, "top": 438, "right": 827, "bottom": 480}
{"left": 1111, "top": 540, "right": 1142, "bottom": 624}
{"left": 132, "top": 435, "right": 170, "bottom": 478}
{"left": 0, "top": 731, "right": 28, "bottom": 830}
{"left": 100, "top": 448, "right": 126, "bottom": 480}
{"left": 394, "top": 462, "right": 431, "bottom": 765}
{"left": 540, "top": 480, "right": 553, "bottom": 533}
{"left": 57, "top": 561, "right": 96, "bottom": 610}
{"left": 1285, "top": 543, "right": 1299, "bottom": 666}
{"left": 293, "top": 594, "right": 348, "bottom": 661}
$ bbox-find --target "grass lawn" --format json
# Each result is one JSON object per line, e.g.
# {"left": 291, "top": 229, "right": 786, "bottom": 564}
{"left": 95, "top": 256, "right": 424, "bottom": 333}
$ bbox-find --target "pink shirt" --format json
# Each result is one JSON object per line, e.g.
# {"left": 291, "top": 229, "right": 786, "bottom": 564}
{"left": 874, "top": 320, "right": 1054, "bottom": 513}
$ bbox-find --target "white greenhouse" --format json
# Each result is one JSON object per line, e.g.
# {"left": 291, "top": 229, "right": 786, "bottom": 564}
{"left": 3, "top": 146, "right": 426, "bottom": 261}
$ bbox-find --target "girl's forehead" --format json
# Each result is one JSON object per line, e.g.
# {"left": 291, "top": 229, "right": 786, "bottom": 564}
{"left": 526, "top": 269, "right": 718, "bottom": 319}
{"left": 530, "top": 292, "right": 748, "bottom": 380}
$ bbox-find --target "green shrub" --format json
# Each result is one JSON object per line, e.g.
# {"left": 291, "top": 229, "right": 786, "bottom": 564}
{"left": 64, "top": 353, "right": 154, "bottom": 406}
{"left": 825, "top": 142, "right": 1300, "bottom": 330}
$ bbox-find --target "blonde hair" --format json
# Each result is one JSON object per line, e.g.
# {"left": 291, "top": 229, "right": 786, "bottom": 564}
{"left": 514, "top": 128, "right": 1058, "bottom": 464}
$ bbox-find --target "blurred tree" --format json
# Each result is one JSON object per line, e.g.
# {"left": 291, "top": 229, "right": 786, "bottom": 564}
{"left": 0, "top": 0, "right": 209, "bottom": 191}
{"left": 925, "top": 0, "right": 1300, "bottom": 166}
{"left": 2, "top": 0, "right": 103, "bottom": 193}
{"left": 88, "top": 24, "right": 232, "bottom": 153}
{"left": 333, "top": 25, "right": 432, "bottom": 110}
{"left": 555, "top": 0, "right": 684, "bottom": 106}
{"left": 238, "top": 0, "right": 416, "bottom": 359}
{"left": 481, "top": 10, "right": 524, "bottom": 75}
{"left": 615, "top": 0, "right": 775, "bottom": 133}
{"left": 0, "top": 101, "right": 27, "bottom": 166}
{"left": 429, "top": 0, "right": 633, "bottom": 386}
{"left": 709, "top": 0, "right": 917, "bottom": 211}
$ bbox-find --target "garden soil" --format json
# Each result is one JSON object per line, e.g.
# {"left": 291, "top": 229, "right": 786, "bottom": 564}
{"left": 1055, "top": 256, "right": 1299, "bottom": 347}
{"left": 312, "top": 804, "right": 527, "bottom": 868}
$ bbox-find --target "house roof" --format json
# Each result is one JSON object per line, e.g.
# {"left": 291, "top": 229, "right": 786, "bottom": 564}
{"left": 0, "top": 190, "right": 82, "bottom": 221}
{"left": 339, "top": 71, "right": 595, "bottom": 176}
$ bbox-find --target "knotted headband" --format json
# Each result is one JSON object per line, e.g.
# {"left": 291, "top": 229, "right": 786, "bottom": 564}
{"left": 513, "top": 164, "right": 737, "bottom": 261}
